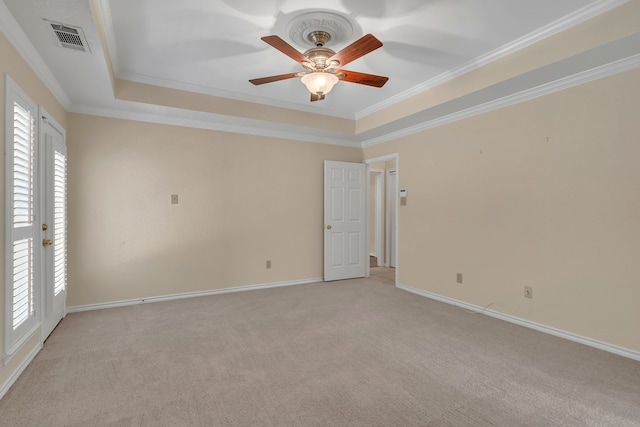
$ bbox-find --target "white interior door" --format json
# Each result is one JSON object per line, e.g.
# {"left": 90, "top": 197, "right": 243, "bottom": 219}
{"left": 40, "top": 115, "right": 67, "bottom": 340}
{"left": 324, "top": 161, "right": 366, "bottom": 281}
{"left": 386, "top": 170, "right": 397, "bottom": 268}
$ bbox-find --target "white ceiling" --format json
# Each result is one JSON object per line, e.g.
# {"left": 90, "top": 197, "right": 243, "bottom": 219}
{"left": 1, "top": 0, "right": 635, "bottom": 144}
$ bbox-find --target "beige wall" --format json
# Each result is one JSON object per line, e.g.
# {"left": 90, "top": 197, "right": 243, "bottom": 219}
{"left": 66, "top": 114, "right": 362, "bottom": 306}
{"left": 364, "top": 68, "right": 640, "bottom": 352}
{"left": 0, "top": 32, "right": 67, "bottom": 392}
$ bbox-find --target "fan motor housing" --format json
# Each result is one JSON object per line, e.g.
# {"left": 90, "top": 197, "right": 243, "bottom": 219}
{"left": 303, "top": 47, "right": 336, "bottom": 70}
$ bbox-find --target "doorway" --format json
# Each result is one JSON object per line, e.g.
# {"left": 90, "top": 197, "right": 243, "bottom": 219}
{"left": 365, "top": 154, "right": 399, "bottom": 286}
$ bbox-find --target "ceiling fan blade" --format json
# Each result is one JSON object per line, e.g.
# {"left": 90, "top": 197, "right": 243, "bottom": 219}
{"left": 310, "top": 93, "right": 326, "bottom": 102}
{"left": 261, "top": 35, "right": 308, "bottom": 64}
{"left": 249, "top": 73, "right": 299, "bottom": 85}
{"left": 328, "top": 34, "right": 383, "bottom": 67}
{"left": 337, "top": 70, "right": 389, "bottom": 87}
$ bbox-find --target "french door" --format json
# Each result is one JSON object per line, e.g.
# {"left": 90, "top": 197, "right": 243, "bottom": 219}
{"left": 40, "top": 114, "right": 67, "bottom": 340}
{"left": 4, "top": 78, "right": 67, "bottom": 362}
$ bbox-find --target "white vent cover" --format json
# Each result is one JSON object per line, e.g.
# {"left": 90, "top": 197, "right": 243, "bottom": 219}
{"left": 49, "top": 22, "right": 90, "bottom": 52}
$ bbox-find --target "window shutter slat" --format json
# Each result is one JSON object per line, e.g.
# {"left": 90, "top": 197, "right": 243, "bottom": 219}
{"left": 53, "top": 151, "right": 67, "bottom": 296}
{"left": 11, "top": 238, "right": 34, "bottom": 330}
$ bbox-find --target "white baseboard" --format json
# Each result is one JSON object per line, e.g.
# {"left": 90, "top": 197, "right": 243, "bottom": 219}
{"left": 397, "top": 283, "right": 640, "bottom": 362}
{"left": 67, "top": 277, "right": 323, "bottom": 313}
{"left": 0, "top": 343, "right": 42, "bottom": 401}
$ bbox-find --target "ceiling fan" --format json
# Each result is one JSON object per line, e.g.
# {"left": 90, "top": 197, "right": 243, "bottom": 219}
{"left": 249, "top": 31, "right": 389, "bottom": 102}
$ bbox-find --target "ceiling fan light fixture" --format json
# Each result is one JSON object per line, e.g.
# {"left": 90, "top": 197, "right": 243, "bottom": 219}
{"left": 301, "top": 72, "right": 339, "bottom": 96}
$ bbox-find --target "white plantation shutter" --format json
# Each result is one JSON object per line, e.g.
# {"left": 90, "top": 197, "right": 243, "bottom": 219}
{"left": 53, "top": 151, "right": 67, "bottom": 296}
{"left": 12, "top": 103, "right": 35, "bottom": 226}
{"left": 12, "top": 239, "right": 34, "bottom": 328}
{"left": 4, "top": 77, "right": 39, "bottom": 361}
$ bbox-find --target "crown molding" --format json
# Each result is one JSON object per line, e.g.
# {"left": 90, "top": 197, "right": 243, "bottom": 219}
{"left": 115, "top": 72, "right": 355, "bottom": 121}
{"left": 355, "top": 0, "right": 630, "bottom": 120}
{"left": 361, "top": 53, "right": 640, "bottom": 148}
{"left": 68, "top": 102, "right": 360, "bottom": 148}
{"left": 91, "top": 0, "right": 119, "bottom": 76}
{"left": 0, "top": 0, "right": 71, "bottom": 110}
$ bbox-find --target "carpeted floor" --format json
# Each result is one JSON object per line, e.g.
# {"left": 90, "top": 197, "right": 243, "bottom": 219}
{"left": 370, "top": 266, "right": 395, "bottom": 285}
{"left": 1, "top": 277, "right": 639, "bottom": 426}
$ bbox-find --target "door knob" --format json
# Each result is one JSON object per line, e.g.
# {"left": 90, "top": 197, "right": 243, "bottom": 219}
{"left": 42, "top": 224, "right": 48, "bottom": 231}
{"left": 326, "top": 225, "right": 332, "bottom": 230}
{"left": 42, "top": 239, "right": 53, "bottom": 246}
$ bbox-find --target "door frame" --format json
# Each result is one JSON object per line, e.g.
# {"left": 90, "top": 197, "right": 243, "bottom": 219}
{"left": 369, "top": 168, "right": 384, "bottom": 266}
{"left": 364, "top": 153, "right": 399, "bottom": 286}
{"left": 386, "top": 169, "right": 397, "bottom": 268}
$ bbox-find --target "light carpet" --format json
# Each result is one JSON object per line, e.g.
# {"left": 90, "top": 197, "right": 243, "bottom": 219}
{"left": 1, "top": 277, "right": 639, "bottom": 426}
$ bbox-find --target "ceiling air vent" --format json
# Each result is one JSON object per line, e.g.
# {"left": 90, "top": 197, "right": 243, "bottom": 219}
{"left": 49, "top": 22, "right": 90, "bottom": 53}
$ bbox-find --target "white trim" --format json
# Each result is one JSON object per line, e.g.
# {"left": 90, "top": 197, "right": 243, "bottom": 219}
{"left": 369, "top": 169, "right": 384, "bottom": 264}
{"left": 68, "top": 103, "right": 360, "bottom": 148}
{"left": 397, "top": 283, "right": 640, "bottom": 362}
{"left": 385, "top": 169, "right": 397, "bottom": 268}
{"left": 92, "top": 0, "right": 120, "bottom": 76}
{"left": 0, "top": 342, "right": 42, "bottom": 400}
{"left": 2, "top": 324, "right": 40, "bottom": 366}
{"left": 361, "top": 53, "right": 640, "bottom": 148}
{"left": 364, "top": 163, "right": 370, "bottom": 278}
{"left": 67, "top": 278, "right": 323, "bottom": 313}
{"left": 38, "top": 107, "right": 66, "bottom": 137}
{"left": 0, "top": 1, "right": 71, "bottom": 110}
{"left": 364, "top": 154, "right": 396, "bottom": 166}
{"left": 354, "top": 0, "right": 630, "bottom": 119}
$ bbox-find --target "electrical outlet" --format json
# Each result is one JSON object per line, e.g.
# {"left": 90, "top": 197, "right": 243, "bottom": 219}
{"left": 171, "top": 194, "right": 178, "bottom": 204}
{"left": 266, "top": 260, "right": 271, "bottom": 269}
{"left": 524, "top": 286, "right": 533, "bottom": 299}
{"left": 456, "top": 273, "right": 463, "bottom": 284}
